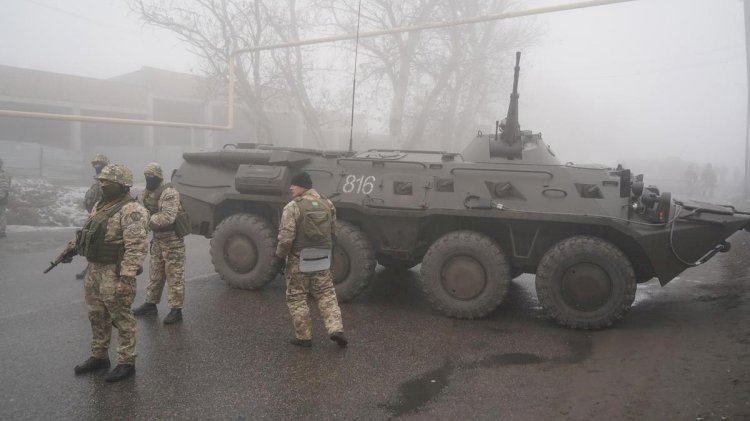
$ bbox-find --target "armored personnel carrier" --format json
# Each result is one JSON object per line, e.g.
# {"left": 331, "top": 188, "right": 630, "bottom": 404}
{"left": 173, "top": 52, "right": 750, "bottom": 329}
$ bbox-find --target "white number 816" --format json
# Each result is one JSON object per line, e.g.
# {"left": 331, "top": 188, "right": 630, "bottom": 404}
{"left": 342, "top": 174, "right": 376, "bottom": 195}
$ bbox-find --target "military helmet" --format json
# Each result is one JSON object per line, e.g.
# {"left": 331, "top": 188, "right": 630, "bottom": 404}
{"left": 91, "top": 154, "right": 111, "bottom": 166}
{"left": 143, "top": 162, "right": 164, "bottom": 179}
{"left": 97, "top": 164, "right": 133, "bottom": 187}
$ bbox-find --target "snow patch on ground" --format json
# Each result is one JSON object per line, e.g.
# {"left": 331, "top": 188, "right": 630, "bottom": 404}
{"left": 6, "top": 178, "right": 89, "bottom": 227}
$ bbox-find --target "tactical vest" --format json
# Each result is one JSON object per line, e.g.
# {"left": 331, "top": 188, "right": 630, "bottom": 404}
{"left": 293, "top": 195, "right": 333, "bottom": 250}
{"left": 142, "top": 182, "right": 191, "bottom": 238}
{"left": 76, "top": 196, "right": 133, "bottom": 264}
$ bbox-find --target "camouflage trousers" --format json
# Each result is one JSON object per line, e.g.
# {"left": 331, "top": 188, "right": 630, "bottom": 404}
{"left": 146, "top": 237, "right": 186, "bottom": 308}
{"left": 285, "top": 255, "right": 343, "bottom": 340}
{"left": 0, "top": 206, "right": 6, "bottom": 235}
{"left": 85, "top": 262, "right": 137, "bottom": 364}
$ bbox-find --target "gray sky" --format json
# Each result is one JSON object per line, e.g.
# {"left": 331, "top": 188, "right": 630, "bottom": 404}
{"left": 521, "top": 0, "right": 747, "bottom": 171}
{"left": 0, "top": 0, "right": 747, "bottom": 170}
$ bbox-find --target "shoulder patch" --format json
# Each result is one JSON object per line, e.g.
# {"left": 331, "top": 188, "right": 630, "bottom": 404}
{"left": 311, "top": 201, "right": 319, "bottom": 207}
{"left": 129, "top": 212, "right": 143, "bottom": 222}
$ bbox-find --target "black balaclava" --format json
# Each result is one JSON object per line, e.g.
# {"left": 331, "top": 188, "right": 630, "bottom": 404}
{"left": 145, "top": 176, "right": 162, "bottom": 192}
{"left": 101, "top": 183, "right": 125, "bottom": 201}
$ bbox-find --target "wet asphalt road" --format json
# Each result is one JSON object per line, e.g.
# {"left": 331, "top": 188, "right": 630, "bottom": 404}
{"left": 0, "top": 228, "right": 748, "bottom": 420}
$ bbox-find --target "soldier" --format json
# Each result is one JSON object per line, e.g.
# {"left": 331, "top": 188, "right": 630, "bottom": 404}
{"left": 76, "top": 154, "right": 111, "bottom": 280}
{"left": 275, "top": 171, "right": 348, "bottom": 348}
{"left": 0, "top": 158, "right": 10, "bottom": 238}
{"left": 83, "top": 154, "right": 110, "bottom": 213}
{"left": 71, "top": 163, "right": 149, "bottom": 382}
{"left": 132, "top": 162, "right": 189, "bottom": 325}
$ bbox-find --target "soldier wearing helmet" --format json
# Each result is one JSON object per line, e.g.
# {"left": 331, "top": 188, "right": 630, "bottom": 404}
{"left": 83, "top": 154, "right": 111, "bottom": 213}
{"left": 77, "top": 154, "right": 112, "bottom": 280}
{"left": 0, "top": 157, "right": 10, "bottom": 238}
{"left": 132, "top": 162, "right": 189, "bottom": 325}
{"left": 69, "top": 163, "right": 149, "bottom": 382}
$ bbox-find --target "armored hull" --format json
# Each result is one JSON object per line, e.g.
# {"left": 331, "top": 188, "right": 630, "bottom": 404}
{"left": 173, "top": 136, "right": 750, "bottom": 328}
{"left": 173, "top": 53, "right": 750, "bottom": 328}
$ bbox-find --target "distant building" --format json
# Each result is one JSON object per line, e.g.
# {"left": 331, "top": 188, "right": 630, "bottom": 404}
{"left": 0, "top": 65, "right": 304, "bottom": 152}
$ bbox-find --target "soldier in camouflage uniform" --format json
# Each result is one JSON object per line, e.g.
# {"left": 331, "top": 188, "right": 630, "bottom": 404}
{"left": 0, "top": 158, "right": 10, "bottom": 238}
{"left": 276, "top": 172, "right": 348, "bottom": 348}
{"left": 76, "top": 154, "right": 110, "bottom": 279}
{"left": 132, "top": 162, "right": 188, "bottom": 325}
{"left": 71, "top": 163, "right": 149, "bottom": 383}
{"left": 83, "top": 154, "right": 110, "bottom": 213}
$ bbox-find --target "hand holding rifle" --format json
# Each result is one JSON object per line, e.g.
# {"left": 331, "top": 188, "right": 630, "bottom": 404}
{"left": 44, "top": 240, "right": 78, "bottom": 274}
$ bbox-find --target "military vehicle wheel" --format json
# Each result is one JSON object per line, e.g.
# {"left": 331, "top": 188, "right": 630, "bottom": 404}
{"left": 376, "top": 254, "right": 420, "bottom": 271}
{"left": 210, "top": 213, "right": 278, "bottom": 290}
{"left": 420, "top": 231, "right": 510, "bottom": 319}
{"left": 535, "top": 236, "right": 636, "bottom": 329}
{"left": 332, "top": 221, "right": 376, "bottom": 301}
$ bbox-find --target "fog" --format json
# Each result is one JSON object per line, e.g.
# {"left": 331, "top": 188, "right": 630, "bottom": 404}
{"left": 0, "top": 0, "right": 746, "bottom": 189}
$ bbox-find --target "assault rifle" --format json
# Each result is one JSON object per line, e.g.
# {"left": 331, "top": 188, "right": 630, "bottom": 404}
{"left": 44, "top": 241, "right": 78, "bottom": 274}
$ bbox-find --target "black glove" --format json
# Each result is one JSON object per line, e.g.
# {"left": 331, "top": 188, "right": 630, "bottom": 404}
{"left": 276, "top": 256, "right": 286, "bottom": 275}
{"left": 136, "top": 267, "right": 143, "bottom": 276}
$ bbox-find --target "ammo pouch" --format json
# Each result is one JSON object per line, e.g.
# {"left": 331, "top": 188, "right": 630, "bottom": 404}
{"left": 172, "top": 211, "right": 191, "bottom": 238}
{"left": 76, "top": 197, "right": 131, "bottom": 264}
{"left": 298, "top": 248, "right": 332, "bottom": 273}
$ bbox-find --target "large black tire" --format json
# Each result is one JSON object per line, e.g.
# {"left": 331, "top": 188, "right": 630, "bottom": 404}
{"left": 376, "top": 254, "right": 420, "bottom": 271}
{"left": 332, "top": 221, "right": 376, "bottom": 302}
{"left": 210, "top": 213, "right": 278, "bottom": 290}
{"left": 420, "top": 230, "right": 510, "bottom": 319}
{"left": 535, "top": 236, "right": 637, "bottom": 329}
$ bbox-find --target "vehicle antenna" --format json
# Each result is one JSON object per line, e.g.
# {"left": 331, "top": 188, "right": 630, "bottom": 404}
{"left": 348, "top": 0, "right": 363, "bottom": 154}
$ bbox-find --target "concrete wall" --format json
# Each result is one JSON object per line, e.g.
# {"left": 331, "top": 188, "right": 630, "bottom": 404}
{"left": 0, "top": 139, "right": 196, "bottom": 186}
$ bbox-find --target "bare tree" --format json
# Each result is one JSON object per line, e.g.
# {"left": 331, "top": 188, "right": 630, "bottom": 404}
{"left": 325, "top": 0, "right": 439, "bottom": 148}
{"left": 323, "top": 0, "right": 536, "bottom": 150}
{"left": 129, "top": 0, "right": 536, "bottom": 150}
{"left": 127, "top": 0, "right": 330, "bottom": 145}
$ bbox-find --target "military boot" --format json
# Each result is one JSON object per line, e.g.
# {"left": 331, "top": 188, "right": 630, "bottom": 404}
{"left": 132, "top": 302, "right": 157, "bottom": 316}
{"left": 289, "top": 338, "right": 312, "bottom": 348}
{"left": 105, "top": 364, "right": 135, "bottom": 383}
{"left": 74, "top": 357, "right": 111, "bottom": 375}
{"left": 330, "top": 331, "right": 348, "bottom": 348}
{"left": 163, "top": 308, "right": 182, "bottom": 325}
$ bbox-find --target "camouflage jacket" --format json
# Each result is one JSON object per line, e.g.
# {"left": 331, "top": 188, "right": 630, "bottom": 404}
{"left": 0, "top": 169, "right": 10, "bottom": 204}
{"left": 138, "top": 184, "right": 182, "bottom": 240}
{"left": 82, "top": 196, "right": 149, "bottom": 277}
{"left": 83, "top": 180, "right": 103, "bottom": 213}
{"left": 275, "top": 188, "right": 336, "bottom": 258}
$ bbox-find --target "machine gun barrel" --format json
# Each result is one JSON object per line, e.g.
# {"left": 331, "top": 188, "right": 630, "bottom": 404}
{"left": 491, "top": 52, "right": 523, "bottom": 159}
{"left": 502, "top": 51, "right": 521, "bottom": 146}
